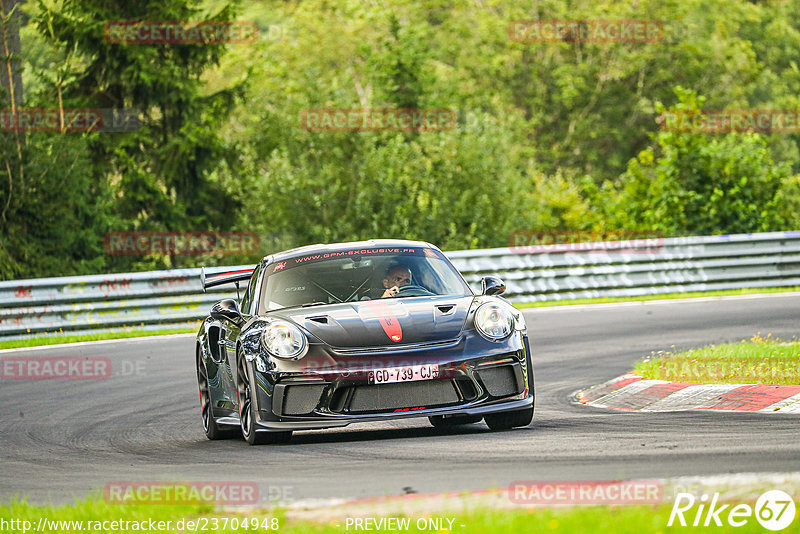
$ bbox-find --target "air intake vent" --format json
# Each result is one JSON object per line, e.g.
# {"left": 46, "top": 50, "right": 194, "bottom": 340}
{"left": 282, "top": 384, "right": 325, "bottom": 415}
{"left": 477, "top": 364, "right": 524, "bottom": 397}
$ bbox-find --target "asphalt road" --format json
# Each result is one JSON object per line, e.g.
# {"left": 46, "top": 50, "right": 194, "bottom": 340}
{"left": 2, "top": 294, "right": 799, "bottom": 506}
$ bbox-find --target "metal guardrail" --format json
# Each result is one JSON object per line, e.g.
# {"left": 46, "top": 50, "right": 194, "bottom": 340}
{"left": 0, "top": 266, "right": 249, "bottom": 340}
{"left": 449, "top": 231, "right": 800, "bottom": 302}
{"left": 2, "top": 232, "right": 799, "bottom": 340}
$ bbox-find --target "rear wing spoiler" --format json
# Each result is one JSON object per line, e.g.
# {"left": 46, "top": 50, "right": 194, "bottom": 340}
{"left": 200, "top": 267, "right": 255, "bottom": 292}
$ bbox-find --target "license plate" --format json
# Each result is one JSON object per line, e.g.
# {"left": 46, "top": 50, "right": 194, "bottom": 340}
{"left": 368, "top": 364, "right": 439, "bottom": 384}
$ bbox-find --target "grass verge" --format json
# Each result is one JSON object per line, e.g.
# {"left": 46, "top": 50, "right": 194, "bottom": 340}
{"left": 634, "top": 333, "right": 800, "bottom": 385}
{"left": 0, "top": 496, "right": 777, "bottom": 534}
{"left": 0, "top": 328, "right": 197, "bottom": 351}
{"left": 514, "top": 286, "right": 800, "bottom": 308}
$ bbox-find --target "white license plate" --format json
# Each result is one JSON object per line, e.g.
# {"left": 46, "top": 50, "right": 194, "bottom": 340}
{"left": 368, "top": 364, "right": 439, "bottom": 384}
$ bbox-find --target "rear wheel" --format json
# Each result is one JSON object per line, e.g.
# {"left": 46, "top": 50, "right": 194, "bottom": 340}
{"left": 196, "top": 350, "right": 237, "bottom": 440}
{"left": 484, "top": 406, "right": 533, "bottom": 431}
{"left": 429, "top": 414, "right": 483, "bottom": 427}
{"left": 236, "top": 349, "right": 292, "bottom": 445}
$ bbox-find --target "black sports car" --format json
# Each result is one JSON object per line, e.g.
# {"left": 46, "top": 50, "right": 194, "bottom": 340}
{"left": 195, "top": 240, "right": 534, "bottom": 445}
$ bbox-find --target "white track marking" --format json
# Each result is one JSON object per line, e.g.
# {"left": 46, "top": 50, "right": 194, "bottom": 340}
{"left": 587, "top": 379, "right": 667, "bottom": 408}
{"left": 642, "top": 384, "right": 739, "bottom": 412}
{"left": 764, "top": 392, "right": 800, "bottom": 413}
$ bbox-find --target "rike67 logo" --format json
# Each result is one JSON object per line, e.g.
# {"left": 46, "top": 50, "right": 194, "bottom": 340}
{"left": 669, "top": 490, "right": 795, "bottom": 531}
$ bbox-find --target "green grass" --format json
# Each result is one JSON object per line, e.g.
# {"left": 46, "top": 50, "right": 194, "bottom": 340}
{"left": 513, "top": 286, "right": 800, "bottom": 308}
{"left": 634, "top": 333, "right": 800, "bottom": 385}
{"left": 0, "top": 327, "right": 197, "bottom": 351}
{"left": 0, "top": 496, "right": 777, "bottom": 533}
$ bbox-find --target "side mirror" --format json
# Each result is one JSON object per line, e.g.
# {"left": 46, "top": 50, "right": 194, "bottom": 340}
{"left": 481, "top": 276, "right": 506, "bottom": 296}
{"left": 210, "top": 299, "right": 243, "bottom": 325}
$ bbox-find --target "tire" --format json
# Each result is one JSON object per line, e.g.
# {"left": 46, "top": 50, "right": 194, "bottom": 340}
{"left": 197, "top": 350, "right": 237, "bottom": 440}
{"left": 428, "top": 414, "right": 483, "bottom": 427}
{"left": 236, "top": 348, "right": 292, "bottom": 445}
{"left": 484, "top": 406, "right": 534, "bottom": 431}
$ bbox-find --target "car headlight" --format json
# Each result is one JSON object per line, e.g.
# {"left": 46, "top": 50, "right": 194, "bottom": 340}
{"left": 474, "top": 303, "right": 514, "bottom": 340}
{"left": 261, "top": 321, "right": 308, "bottom": 359}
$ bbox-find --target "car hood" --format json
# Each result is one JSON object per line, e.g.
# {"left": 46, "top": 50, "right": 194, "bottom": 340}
{"left": 269, "top": 295, "right": 473, "bottom": 348}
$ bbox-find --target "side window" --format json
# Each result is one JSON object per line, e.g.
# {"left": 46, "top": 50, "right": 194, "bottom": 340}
{"left": 240, "top": 264, "right": 260, "bottom": 315}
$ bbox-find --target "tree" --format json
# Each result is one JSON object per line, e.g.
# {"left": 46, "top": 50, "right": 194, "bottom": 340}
{"left": 0, "top": 0, "right": 23, "bottom": 108}
{"left": 34, "top": 0, "right": 245, "bottom": 270}
{"left": 602, "top": 88, "right": 795, "bottom": 235}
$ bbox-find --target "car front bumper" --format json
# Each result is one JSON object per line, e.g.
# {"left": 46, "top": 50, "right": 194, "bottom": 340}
{"left": 244, "top": 335, "right": 534, "bottom": 432}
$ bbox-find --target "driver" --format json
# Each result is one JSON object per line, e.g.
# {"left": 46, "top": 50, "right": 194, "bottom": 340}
{"left": 381, "top": 265, "right": 412, "bottom": 298}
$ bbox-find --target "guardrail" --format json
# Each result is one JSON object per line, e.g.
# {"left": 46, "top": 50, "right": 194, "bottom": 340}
{"left": 0, "top": 266, "right": 249, "bottom": 340}
{"left": 449, "top": 231, "right": 800, "bottom": 302}
{"left": 2, "top": 231, "right": 799, "bottom": 340}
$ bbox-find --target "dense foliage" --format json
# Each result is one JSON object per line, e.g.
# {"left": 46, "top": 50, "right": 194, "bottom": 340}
{"left": 2, "top": 0, "right": 800, "bottom": 278}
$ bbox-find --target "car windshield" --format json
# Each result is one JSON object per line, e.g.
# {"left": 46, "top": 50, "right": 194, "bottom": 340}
{"left": 258, "top": 246, "right": 471, "bottom": 311}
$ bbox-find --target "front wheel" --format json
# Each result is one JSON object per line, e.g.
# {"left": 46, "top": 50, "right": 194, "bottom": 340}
{"left": 197, "top": 351, "right": 237, "bottom": 440}
{"left": 484, "top": 406, "right": 533, "bottom": 431}
{"left": 236, "top": 349, "right": 292, "bottom": 445}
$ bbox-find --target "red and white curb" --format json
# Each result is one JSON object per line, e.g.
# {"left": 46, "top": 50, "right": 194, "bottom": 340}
{"left": 575, "top": 374, "right": 800, "bottom": 413}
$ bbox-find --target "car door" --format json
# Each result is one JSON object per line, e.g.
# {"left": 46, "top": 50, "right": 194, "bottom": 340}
{"left": 225, "top": 264, "right": 260, "bottom": 400}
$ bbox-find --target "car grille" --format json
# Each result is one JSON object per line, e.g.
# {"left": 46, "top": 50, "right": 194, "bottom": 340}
{"left": 346, "top": 380, "right": 461, "bottom": 413}
{"left": 276, "top": 360, "right": 522, "bottom": 416}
